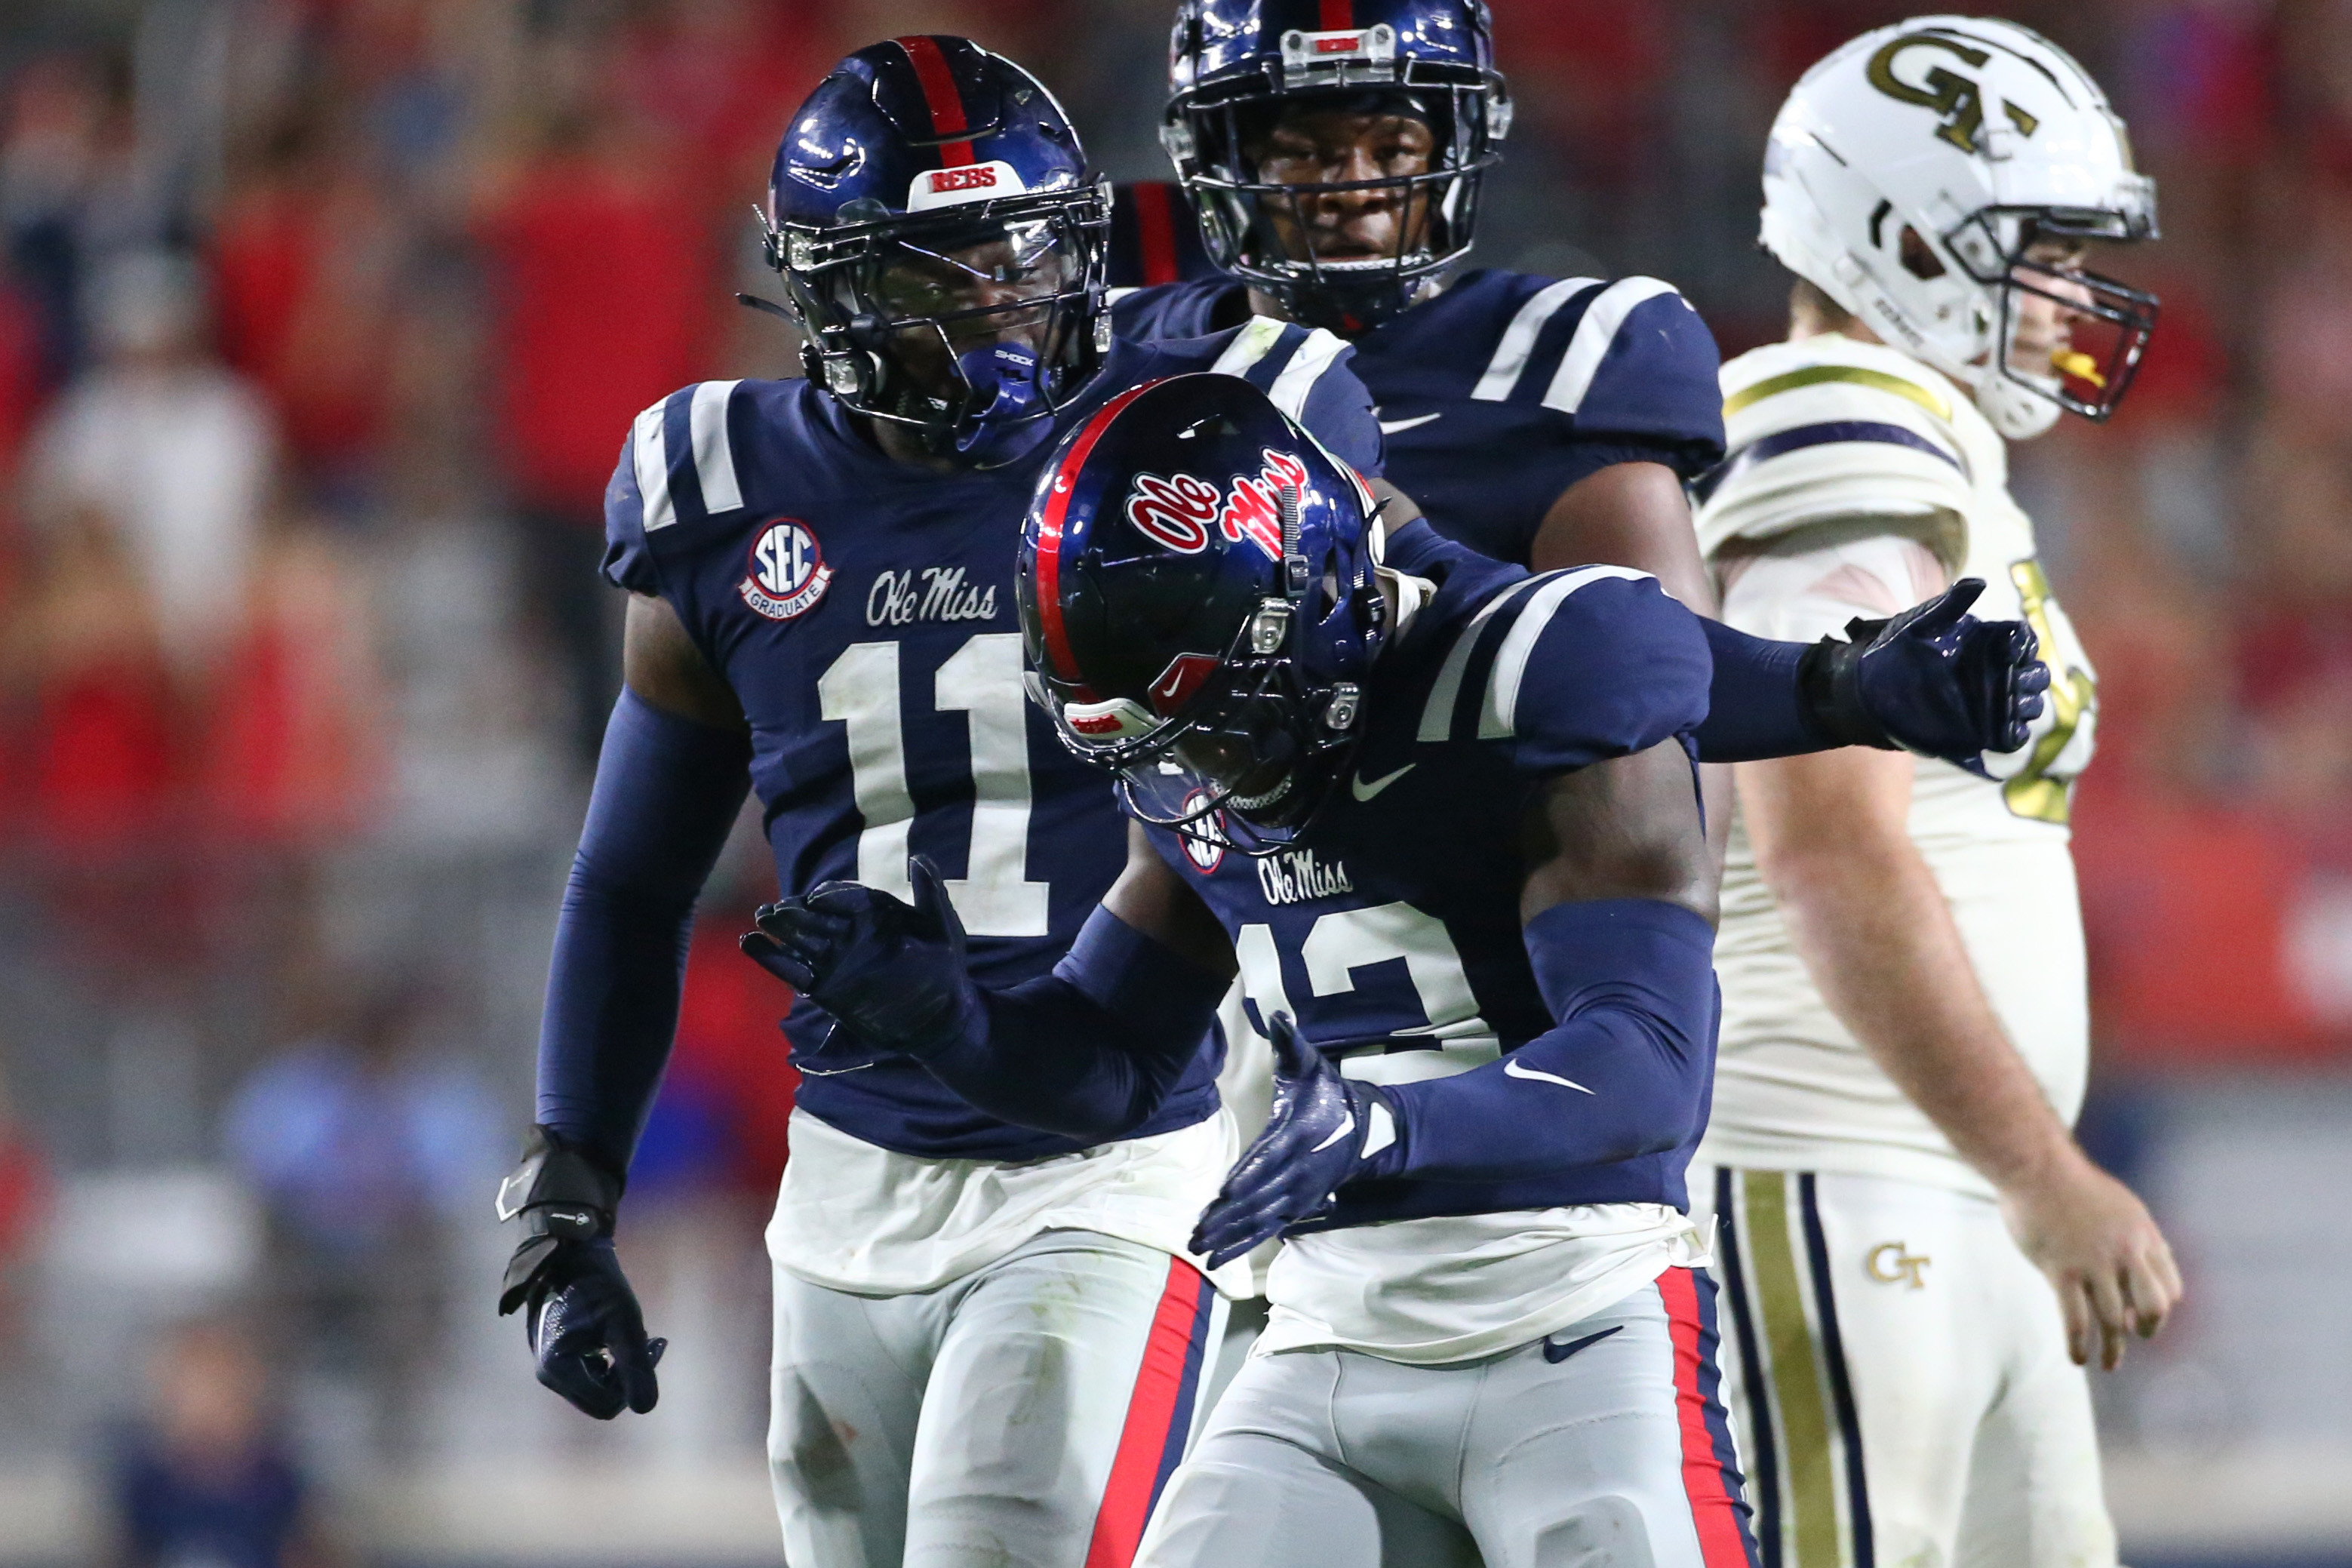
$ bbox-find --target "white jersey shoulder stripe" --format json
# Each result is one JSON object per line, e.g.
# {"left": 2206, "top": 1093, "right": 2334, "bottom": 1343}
{"left": 1416, "top": 577, "right": 1540, "bottom": 742}
{"left": 688, "top": 380, "right": 744, "bottom": 514}
{"left": 631, "top": 399, "right": 677, "bottom": 533}
{"left": 1470, "top": 277, "right": 1598, "bottom": 402}
{"left": 1480, "top": 566, "right": 1652, "bottom": 739}
{"left": 1266, "top": 327, "right": 1350, "bottom": 420}
{"left": 1209, "top": 315, "right": 1290, "bottom": 378}
{"left": 1723, "top": 362, "right": 1953, "bottom": 423}
{"left": 1541, "top": 278, "right": 1682, "bottom": 416}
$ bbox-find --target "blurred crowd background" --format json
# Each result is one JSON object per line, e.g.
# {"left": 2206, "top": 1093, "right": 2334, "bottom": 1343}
{"left": 0, "top": 1, "right": 2347, "bottom": 1565}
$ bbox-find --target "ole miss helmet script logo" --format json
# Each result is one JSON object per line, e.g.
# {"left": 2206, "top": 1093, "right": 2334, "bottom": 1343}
{"left": 740, "top": 520, "right": 832, "bottom": 621}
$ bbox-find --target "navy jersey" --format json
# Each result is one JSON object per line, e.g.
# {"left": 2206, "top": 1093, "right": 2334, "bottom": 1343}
{"left": 1145, "top": 520, "right": 1714, "bottom": 1228}
{"left": 1113, "top": 271, "right": 1725, "bottom": 564}
{"left": 604, "top": 326, "right": 1382, "bottom": 1162}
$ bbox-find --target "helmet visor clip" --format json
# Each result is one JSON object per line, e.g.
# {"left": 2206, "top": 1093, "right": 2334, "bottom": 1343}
{"left": 1248, "top": 601, "right": 1292, "bottom": 655}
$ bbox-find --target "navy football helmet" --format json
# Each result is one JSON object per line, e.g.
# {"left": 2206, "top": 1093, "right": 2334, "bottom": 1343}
{"left": 1163, "top": 1, "right": 1511, "bottom": 331}
{"left": 764, "top": 37, "right": 1112, "bottom": 466}
{"left": 1017, "top": 374, "right": 1387, "bottom": 852}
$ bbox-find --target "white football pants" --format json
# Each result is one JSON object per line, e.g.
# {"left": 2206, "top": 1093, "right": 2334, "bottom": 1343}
{"left": 1134, "top": 1268, "right": 1759, "bottom": 1568}
{"left": 767, "top": 1227, "right": 1225, "bottom": 1568}
{"left": 1692, "top": 1166, "right": 2117, "bottom": 1568}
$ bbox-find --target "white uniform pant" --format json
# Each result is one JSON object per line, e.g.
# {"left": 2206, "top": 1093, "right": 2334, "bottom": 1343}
{"left": 1693, "top": 1166, "right": 2117, "bottom": 1568}
{"left": 1135, "top": 1269, "right": 1758, "bottom": 1568}
{"left": 768, "top": 1228, "right": 1225, "bottom": 1568}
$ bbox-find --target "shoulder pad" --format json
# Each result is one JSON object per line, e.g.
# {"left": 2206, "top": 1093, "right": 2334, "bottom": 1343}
{"left": 1697, "top": 347, "right": 1972, "bottom": 558}
{"left": 1207, "top": 319, "right": 1382, "bottom": 478}
{"left": 1414, "top": 567, "right": 1709, "bottom": 773}
{"left": 604, "top": 380, "right": 752, "bottom": 593}
{"left": 1456, "top": 273, "right": 1723, "bottom": 455}
{"left": 1110, "top": 275, "right": 1234, "bottom": 344}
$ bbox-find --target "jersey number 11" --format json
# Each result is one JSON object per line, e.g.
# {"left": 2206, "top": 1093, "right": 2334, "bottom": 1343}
{"left": 818, "top": 634, "right": 1053, "bottom": 937}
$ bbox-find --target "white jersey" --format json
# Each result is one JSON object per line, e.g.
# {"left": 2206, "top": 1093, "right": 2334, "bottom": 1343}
{"left": 1693, "top": 335, "right": 2097, "bottom": 1195}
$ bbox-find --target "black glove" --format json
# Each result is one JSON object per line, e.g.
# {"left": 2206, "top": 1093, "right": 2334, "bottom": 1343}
{"left": 1801, "top": 577, "right": 2050, "bottom": 776}
{"left": 1191, "top": 1013, "right": 1400, "bottom": 1270}
{"left": 495, "top": 1127, "right": 664, "bottom": 1419}
{"left": 739, "top": 855, "right": 983, "bottom": 1064}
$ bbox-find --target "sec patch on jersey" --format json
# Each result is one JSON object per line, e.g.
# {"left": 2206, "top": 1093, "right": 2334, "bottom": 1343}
{"left": 739, "top": 518, "right": 833, "bottom": 621}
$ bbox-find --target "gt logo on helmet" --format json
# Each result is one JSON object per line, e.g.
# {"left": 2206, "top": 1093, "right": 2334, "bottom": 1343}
{"left": 1124, "top": 448, "right": 1310, "bottom": 561}
{"left": 1865, "top": 33, "right": 2040, "bottom": 155}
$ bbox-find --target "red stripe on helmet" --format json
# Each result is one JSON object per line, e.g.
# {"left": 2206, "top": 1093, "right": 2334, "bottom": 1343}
{"left": 1319, "top": 0, "right": 1353, "bottom": 32}
{"left": 1136, "top": 183, "right": 1179, "bottom": 287}
{"left": 1033, "top": 379, "right": 1168, "bottom": 695}
{"left": 896, "top": 35, "right": 977, "bottom": 168}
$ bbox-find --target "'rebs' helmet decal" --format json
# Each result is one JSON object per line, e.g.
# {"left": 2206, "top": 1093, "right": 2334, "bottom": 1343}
{"left": 1162, "top": 1, "right": 1511, "bottom": 333}
{"left": 1017, "top": 374, "right": 1384, "bottom": 853}
{"left": 1760, "top": 17, "right": 2159, "bottom": 436}
{"left": 760, "top": 37, "right": 1113, "bottom": 466}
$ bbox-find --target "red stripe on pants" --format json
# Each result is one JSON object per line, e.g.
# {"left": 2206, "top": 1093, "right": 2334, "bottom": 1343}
{"left": 1659, "top": 1268, "right": 1754, "bottom": 1568}
{"left": 1083, "top": 1258, "right": 1207, "bottom": 1568}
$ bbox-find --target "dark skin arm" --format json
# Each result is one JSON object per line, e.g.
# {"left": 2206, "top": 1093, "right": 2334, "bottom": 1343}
{"left": 623, "top": 591, "right": 749, "bottom": 732}
{"left": 1529, "top": 461, "right": 1729, "bottom": 866}
{"left": 1520, "top": 735, "right": 1717, "bottom": 927}
{"left": 1100, "top": 819, "right": 1239, "bottom": 975}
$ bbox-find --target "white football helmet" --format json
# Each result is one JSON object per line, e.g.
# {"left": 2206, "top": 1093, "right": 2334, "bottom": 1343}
{"left": 1760, "top": 17, "right": 2158, "bottom": 438}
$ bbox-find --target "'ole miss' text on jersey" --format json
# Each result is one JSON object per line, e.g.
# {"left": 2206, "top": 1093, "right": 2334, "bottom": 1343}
{"left": 1112, "top": 263, "right": 1726, "bottom": 563}
{"left": 603, "top": 322, "right": 1382, "bottom": 1161}
{"left": 1148, "top": 518, "right": 1718, "bottom": 1234}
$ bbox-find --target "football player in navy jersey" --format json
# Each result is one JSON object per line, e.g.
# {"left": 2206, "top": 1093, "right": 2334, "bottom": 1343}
{"left": 1119, "top": 0, "right": 1726, "bottom": 599}
{"left": 1109, "top": 0, "right": 2052, "bottom": 1359}
{"left": 490, "top": 38, "right": 1392, "bottom": 1568}
{"left": 746, "top": 375, "right": 1766, "bottom": 1566}
{"left": 493, "top": 28, "right": 2040, "bottom": 1568}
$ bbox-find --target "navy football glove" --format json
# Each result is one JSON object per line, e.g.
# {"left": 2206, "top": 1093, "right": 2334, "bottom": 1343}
{"left": 1804, "top": 577, "right": 2050, "bottom": 776}
{"left": 739, "top": 855, "right": 983, "bottom": 1064}
{"left": 495, "top": 1127, "right": 665, "bottom": 1420}
{"left": 1191, "top": 1013, "right": 1401, "bottom": 1271}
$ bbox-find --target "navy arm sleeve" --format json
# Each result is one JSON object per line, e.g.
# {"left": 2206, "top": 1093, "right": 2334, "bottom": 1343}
{"left": 536, "top": 690, "right": 752, "bottom": 1173}
{"left": 1369, "top": 899, "right": 1717, "bottom": 1184}
{"left": 915, "top": 905, "right": 1228, "bottom": 1141}
{"left": 1693, "top": 618, "right": 1839, "bottom": 762}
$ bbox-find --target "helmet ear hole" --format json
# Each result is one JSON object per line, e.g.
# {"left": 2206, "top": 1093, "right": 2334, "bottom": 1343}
{"left": 1899, "top": 227, "right": 1948, "bottom": 281}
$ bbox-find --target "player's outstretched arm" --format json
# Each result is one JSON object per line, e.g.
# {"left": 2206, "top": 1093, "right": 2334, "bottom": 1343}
{"left": 1509, "top": 471, "right": 2047, "bottom": 770}
{"left": 742, "top": 823, "right": 1234, "bottom": 1140}
{"left": 1741, "top": 742, "right": 2181, "bottom": 1368}
{"left": 498, "top": 592, "right": 752, "bottom": 1419}
{"left": 1695, "top": 581, "right": 2049, "bottom": 768}
{"left": 1193, "top": 739, "right": 1721, "bottom": 1266}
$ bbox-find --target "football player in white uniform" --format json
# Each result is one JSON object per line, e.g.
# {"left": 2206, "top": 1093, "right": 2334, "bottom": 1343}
{"left": 1688, "top": 19, "right": 2184, "bottom": 1567}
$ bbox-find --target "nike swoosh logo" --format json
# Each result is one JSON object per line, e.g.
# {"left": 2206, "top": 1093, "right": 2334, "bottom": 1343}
{"left": 1310, "top": 1111, "right": 1357, "bottom": 1154}
{"left": 1504, "top": 1059, "right": 1595, "bottom": 1093}
{"left": 1542, "top": 1325, "right": 1623, "bottom": 1364}
{"left": 1377, "top": 412, "right": 1442, "bottom": 434}
{"left": 1350, "top": 764, "right": 1415, "bottom": 801}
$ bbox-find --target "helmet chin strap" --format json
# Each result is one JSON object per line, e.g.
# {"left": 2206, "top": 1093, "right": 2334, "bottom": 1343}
{"left": 951, "top": 342, "right": 1055, "bottom": 466}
